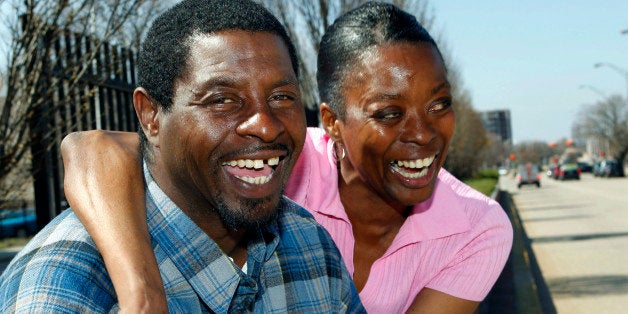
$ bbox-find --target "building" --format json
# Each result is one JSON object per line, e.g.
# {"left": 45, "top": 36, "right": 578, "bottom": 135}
{"left": 480, "top": 109, "right": 512, "bottom": 145}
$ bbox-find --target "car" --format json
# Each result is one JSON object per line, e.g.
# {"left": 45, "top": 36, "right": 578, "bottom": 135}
{"left": 599, "top": 160, "right": 623, "bottom": 177}
{"left": 593, "top": 161, "right": 603, "bottom": 177}
{"left": 0, "top": 208, "right": 37, "bottom": 239}
{"left": 547, "top": 164, "right": 559, "bottom": 178}
{"left": 557, "top": 163, "right": 580, "bottom": 180}
{"left": 516, "top": 163, "right": 541, "bottom": 188}
{"left": 577, "top": 162, "right": 593, "bottom": 173}
{"left": 498, "top": 167, "right": 509, "bottom": 176}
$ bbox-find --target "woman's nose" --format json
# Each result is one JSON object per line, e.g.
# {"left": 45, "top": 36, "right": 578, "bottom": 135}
{"left": 400, "top": 113, "right": 435, "bottom": 145}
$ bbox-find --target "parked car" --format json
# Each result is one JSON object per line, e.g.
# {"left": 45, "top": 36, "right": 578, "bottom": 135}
{"left": 557, "top": 163, "right": 580, "bottom": 180}
{"left": 498, "top": 167, "right": 509, "bottom": 176}
{"left": 516, "top": 163, "right": 541, "bottom": 188}
{"left": 577, "top": 162, "right": 593, "bottom": 173}
{"left": 0, "top": 208, "right": 37, "bottom": 239}
{"left": 599, "top": 160, "right": 623, "bottom": 177}
{"left": 547, "top": 164, "right": 559, "bottom": 178}
{"left": 593, "top": 161, "right": 603, "bottom": 177}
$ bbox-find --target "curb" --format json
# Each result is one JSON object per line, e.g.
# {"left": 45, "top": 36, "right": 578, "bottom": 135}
{"left": 500, "top": 191, "right": 545, "bottom": 313}
{"left": 479, "top": 189, "right": 549, "bottom": 313}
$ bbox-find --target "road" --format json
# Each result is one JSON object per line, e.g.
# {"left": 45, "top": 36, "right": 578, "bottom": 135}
{"left": 500, "top": 171, "right": 628, "bottom": 313}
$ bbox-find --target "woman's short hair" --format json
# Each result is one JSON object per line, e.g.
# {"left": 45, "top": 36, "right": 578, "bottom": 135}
{"left": 317, "top": 2, "right": 442, "bottom": 118}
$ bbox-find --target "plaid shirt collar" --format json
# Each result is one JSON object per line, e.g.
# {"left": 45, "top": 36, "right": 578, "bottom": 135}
{"left": 143, "top": 161, "right": 280, "bottom": 312}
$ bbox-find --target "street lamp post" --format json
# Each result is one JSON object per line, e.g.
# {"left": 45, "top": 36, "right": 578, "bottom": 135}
{"left": 594, "top": 62, "right": 628, "bottom": 104}
{"left": 578, "top": 84, "right": 607, "bottom": 98}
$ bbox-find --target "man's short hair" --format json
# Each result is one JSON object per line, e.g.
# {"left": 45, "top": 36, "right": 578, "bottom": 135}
{"left": 137, "top": 0, "right": 299, "bottom": 111}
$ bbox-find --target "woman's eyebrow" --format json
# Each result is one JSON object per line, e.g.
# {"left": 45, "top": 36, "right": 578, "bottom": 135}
{"left": 430, "top": 81, "right": 451, "bottom": 96}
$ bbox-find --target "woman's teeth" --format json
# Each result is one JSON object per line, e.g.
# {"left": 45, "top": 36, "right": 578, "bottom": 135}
{"left": 396, "top": 156, "right": 435, "bottom": 168}
{"left": 391, "top": 156, "right": 435, "bottom": 179}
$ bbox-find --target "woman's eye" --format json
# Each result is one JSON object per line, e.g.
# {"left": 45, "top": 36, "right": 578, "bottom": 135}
{"left": 374, "top": 110, "right": 402, "bottom": 121}
{"left": 429, "top": 100, "right": 452, "bottom": 113}
{"left": 211, "top": 97, "right": 234, "bottom": 104}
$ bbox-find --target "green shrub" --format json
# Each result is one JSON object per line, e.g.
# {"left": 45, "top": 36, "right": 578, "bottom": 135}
{"left": 477, "top": 169, "right": 499, "bottom": 180}
{"left": 464, "top": 177, "right": 498, "bottom": 197}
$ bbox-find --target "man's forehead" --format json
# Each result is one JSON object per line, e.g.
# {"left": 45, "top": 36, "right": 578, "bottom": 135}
{"left": 177, "top": 30, "right": 298, "bottom": 92}
{"left": 182, "top": 30, "right": 293, "bottom": 73}
{"left": 187, "top": 30, "right": 288, "bottom": 53}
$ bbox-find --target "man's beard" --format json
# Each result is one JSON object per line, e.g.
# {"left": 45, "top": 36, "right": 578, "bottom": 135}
{"left": 214, "top": 193, "right": 283, "bottom": 231}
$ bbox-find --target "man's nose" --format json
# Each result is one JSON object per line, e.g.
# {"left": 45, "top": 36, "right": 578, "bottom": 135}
{"left": 235, "top": 103, "right": 284, "bottom": 142}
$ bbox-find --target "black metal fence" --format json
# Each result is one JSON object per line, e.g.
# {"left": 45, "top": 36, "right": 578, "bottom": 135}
{"left": 30, "top": 30, "right": 138, "bottom": 228}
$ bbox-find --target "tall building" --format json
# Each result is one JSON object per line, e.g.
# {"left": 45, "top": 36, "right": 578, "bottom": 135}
{"left": 480, "top": 109, "right": 512, "bottom": 145}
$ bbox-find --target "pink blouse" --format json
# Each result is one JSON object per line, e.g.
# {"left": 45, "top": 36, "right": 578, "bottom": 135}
{"left": 285, "top": 128, "right": 513, "bottom": 313}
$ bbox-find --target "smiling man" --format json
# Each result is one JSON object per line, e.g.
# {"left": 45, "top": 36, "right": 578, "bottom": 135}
{"left": 0, "top": 0, "right": 363, "bottom": 312}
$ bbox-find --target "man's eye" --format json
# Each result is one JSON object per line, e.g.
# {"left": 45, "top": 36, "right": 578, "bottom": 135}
{"left": 202, "top": 96, "right": 242, "bottom": 112}
{"left": 269, "top": 93, "right": 297, "bottom": 108}
{"left": 271, "top": 94, "right": 294, "bottom": 101}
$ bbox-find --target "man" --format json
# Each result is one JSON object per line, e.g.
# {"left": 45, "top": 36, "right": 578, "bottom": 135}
{"left": 0, "top": 0, "right": 363, "bottom": 312}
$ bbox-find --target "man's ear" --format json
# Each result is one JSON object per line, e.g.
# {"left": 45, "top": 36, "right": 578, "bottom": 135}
{"left": 320, "top": 102, "right": 342, "bottom": 142}
{"left": 133, "top": 87, "right": 160, "bottom": 148}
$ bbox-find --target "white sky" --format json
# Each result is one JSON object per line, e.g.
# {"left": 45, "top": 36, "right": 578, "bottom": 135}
{"left": 430, "top": 0, "right": 628, "bottom": 144}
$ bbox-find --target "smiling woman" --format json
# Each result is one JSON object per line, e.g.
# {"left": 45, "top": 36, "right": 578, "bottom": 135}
{"left": 58, "top": 2, "right": 512, "bottom": 313}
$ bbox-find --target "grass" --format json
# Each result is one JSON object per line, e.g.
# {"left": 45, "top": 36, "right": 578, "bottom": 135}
{"left": 0, "top": 236, "right": 32, "bottom": 250}
{"left": 464, "top": 169, "right": 500, "bottom": 196}
{"left": 465, "top": 177, "right": 498, "bottom": 196}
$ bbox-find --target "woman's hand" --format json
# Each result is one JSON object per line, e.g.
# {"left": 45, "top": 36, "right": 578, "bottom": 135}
{"left": 61, "top": 130, "right": 167, "bottom": 312}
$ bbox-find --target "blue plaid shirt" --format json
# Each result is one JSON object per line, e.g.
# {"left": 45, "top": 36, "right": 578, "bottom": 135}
{"left": 0, "top": 164, "right": 364, "bottom": 313}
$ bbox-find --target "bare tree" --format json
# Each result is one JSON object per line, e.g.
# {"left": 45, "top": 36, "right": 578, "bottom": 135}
{"left": 512, "top": 141, "right": 558, "bottom": 165}
{"left": 573, "top": 95, "right": 627, "bottom": 176}
{"left": 444, "top": 86, "right": 488, "bottom": 179}
{"left": 0, "top": 0, "right": 156, "bottom": 208}
{"left": 480, "top": 133, "right": 511, "bottom": 168}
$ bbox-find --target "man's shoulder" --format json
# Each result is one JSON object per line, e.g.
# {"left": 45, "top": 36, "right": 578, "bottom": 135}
{"left": 0, "top": 210, "right": 116, "bottom": 312}
{"left": 277, "top": 196, "right": 320, "bottom": 230}
{"left": 275, "top": 196, "right": 341, "bottom": 255}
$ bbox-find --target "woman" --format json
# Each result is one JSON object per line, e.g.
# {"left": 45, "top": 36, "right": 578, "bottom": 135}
{"left": 61, "top": 2, "right": 512, "bottom": 313}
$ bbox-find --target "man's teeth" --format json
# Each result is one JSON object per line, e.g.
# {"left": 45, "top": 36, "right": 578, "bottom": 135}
{"left": 396, "top": 156, "right": 435, "bottom": 169}
{"left": 236, "top": 173, "right": 273, "bottom": 185}
{"left": 223, "top": 157, "right": 279, "bottom": 185}
{"left": 224, "top": 157, "right": 280, "bottom": 169}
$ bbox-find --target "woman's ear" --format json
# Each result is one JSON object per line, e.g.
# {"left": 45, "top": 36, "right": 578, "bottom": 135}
{"left": 320, "top": 103, "right": 342, "bottom": 141}
{"left": 133, "top": 87, "right": 160, "bottom": 148}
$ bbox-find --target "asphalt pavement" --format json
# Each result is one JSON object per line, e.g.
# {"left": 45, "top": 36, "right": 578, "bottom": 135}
{"left": 499, "top": 170, "right": 628, "bottom": 313}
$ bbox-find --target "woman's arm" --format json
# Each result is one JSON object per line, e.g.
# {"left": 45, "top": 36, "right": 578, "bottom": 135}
{"left": 406, "top": 288, "right": 478, "bottom": 314}
{"left": 60, "top": 130, "right": 167, "bottom": 314}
